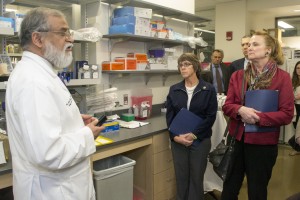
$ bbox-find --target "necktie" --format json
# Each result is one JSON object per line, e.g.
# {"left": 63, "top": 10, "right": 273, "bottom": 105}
{"left": 215, "top": 66, "right": 223, "bottom": 94}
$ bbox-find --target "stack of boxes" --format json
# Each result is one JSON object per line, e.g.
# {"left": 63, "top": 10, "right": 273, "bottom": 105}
{"left": 127, "top": 53, "right": 148, "bottom": 70}
{"left": 101, "top": 53, "right": 148, "bottom": 71}
{"left": 150, "top": 21, "right": 174, "bottom": 39}
{"left": 109, "top": 6, "right": 152, "bottom": 36}
{"left": 0, "top": 16, "right": 14, "bottom": 30}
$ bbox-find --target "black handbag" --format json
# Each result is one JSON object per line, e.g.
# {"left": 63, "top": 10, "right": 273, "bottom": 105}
{"left": 208, "top": 122, "right": 239, "bottom": 181}
{"left": 208, "top": 71, "right": 245, "bottom": 181}
{"left": 288, "top": 135, "right": 300, "bottom": 152}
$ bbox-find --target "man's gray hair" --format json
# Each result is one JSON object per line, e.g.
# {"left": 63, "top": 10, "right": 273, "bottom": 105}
{"left": 19, "top": 7, "right": 65, "bottom": 50}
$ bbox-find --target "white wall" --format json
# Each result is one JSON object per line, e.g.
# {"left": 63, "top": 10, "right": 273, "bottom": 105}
{"left": 282, "top": 37, "right": 300, "bottom": 49}
{"left": 215, "top": 0, "right": 248, "bottom": 62}
{"left": 141, "top": 0, "right": 194, "bottom": 14}
{"left": 247, "top": 0, "right": 300, "bottom": 11}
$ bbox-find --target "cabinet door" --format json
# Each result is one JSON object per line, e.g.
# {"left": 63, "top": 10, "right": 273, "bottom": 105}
{"left": 153, "top": 131, "right": 170, "bottom": 154}
{"left": 153, "top": 149, "right": 173, "bottom": 174}
{"left": 153, "top": 166, "right": 176, "bottom": 194}
{"left": 154, "top": 186, "right": 176, "bottom": 200}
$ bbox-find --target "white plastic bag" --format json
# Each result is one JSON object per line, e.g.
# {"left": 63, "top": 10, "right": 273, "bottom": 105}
{"left": 72, "top": 27, "right": 102, "bottom": 42}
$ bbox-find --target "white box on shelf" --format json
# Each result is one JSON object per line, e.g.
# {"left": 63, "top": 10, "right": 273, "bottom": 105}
{"left": 135, "top": 26, "right": 151, "bottom": 37}
{"left": 114, "top": 6, "right": 152, "bottom": 19}
{"left": 0, "top": 17, "right": 14, "bottom": 29}
{"left": 149, "top": 63, "right": 167, "bottom": 70}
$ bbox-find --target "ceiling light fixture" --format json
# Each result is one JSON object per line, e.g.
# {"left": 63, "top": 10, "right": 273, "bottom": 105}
{"left": 153, "top": 14, "right": 163, "bottom": 18}
{"left": 170, "top": 18, "right": 188, "bottom": 23}
{"left": 294, "top": 9, "right": 300, "bottom": 12}
{"left": 278, "top": 21, "right": 294, "bottom": 29}
{"left": 194, "top": 28, "right": 215, "bottom": 34}
{"left": 5, "top": 8, "right": 17, "bottom": 13}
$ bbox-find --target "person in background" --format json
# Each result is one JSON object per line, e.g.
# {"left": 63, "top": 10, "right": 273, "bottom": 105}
{"left": 229, "top": 35, "right": 251, "bottom": 72}
{"left": 292, "top": 61, "right": 300, "bottom": 128}
{"left": 166, "top": 53, "right": 217, "bottom": 200}
{"left": 208, "top": 49, "right": 232, "bottom": 94}
{"left": 289, "top": 61, "right": 300, "bottom": 156}
{"left": 6, "top": 7, "right": 104, "bottom": 200}
{"left": 221, "top": 31, "right": 294, "bottom": 200}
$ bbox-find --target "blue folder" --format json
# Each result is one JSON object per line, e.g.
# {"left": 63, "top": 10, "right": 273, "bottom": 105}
{"left": 169, "top": 108, "right": 204, "bottom": 145}
{"left": 244, "top": 90, "right": 279, "bottom": 132}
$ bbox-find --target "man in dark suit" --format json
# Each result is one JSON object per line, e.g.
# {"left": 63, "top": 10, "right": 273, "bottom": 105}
{"left": 205, "top": 49, "right": 232, "bottom": 94}
{"left": 230, "top": 35, "right": 251, "bottom": 72}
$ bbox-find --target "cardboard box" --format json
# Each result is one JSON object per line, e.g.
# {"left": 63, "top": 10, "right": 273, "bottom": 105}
{"left": 137, "top": 60, "right": 149, "bottom": 70}
{"left": 109, "top": 24, "right": 150, "bottom": 36}
{"left": 151, "top": 21, "right": 165, "bottom": 30}
{"left": 109, "top": 24, "right": 135, "bottom": 35}
{"left": 127, "top": 53, "right": 148, "bottom": 61}
{"left": 114, "top": 57, "right": 137, "bottom": 70}
{"left": 0, "top": 17, "right": 14, "bottom": 29}
{"left": 102, "top": 61, "right": 125, "bottom": 70}
{"left": 157, "top": 29, "right": 168, "bottom": 39}
{"left": 113, "top": 6, "right": 152, "bottom": 19}
{"left": 112, "top": 15, "right": 150, "bottom": 27}
{"left": 149, "top": 63, "right": 167, "bottom": 70}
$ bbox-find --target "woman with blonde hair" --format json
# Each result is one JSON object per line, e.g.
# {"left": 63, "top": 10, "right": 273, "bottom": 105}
{"left": 221, "top": 31, "right": 294, "bottom": 200}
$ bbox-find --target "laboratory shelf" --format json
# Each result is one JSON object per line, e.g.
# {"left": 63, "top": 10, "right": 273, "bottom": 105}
{"left": 102, "top": 0, "right": 209, "bottom": 23}
{"left": 65, "top": 78, "right": 100, "bottom": 86}
{"left": 103, "top": 34, "right": 186, "bottom": 47}
{"left": 0, "top": 79, "right": 100, "bottom": 90}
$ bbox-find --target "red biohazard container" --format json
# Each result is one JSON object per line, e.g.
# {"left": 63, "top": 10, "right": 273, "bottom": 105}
{"left": 131, "top": 88, "right": 153, "bottom": 120}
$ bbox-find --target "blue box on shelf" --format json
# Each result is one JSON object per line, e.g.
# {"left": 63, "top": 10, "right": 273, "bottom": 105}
{"left": 109, "top": 24, "right": 135, "bottom": 35}
{"left": 112, "top": 15, "right": 136, "bottom": 25}
{"left": 113, "top": 6, "right": 152, "bottom": 19}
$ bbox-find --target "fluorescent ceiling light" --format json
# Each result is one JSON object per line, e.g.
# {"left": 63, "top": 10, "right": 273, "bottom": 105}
{"left": 5, "top": 8, "right": 17, "bottom": 12}
{"left": 194, "top": 28, "right": 215, "bottom": 34}
{"left": 153, "top": 14, "right": 163, "bottom": 18}
{"left": 278, "top": 21, "right": 294, "bottom": 29}
{"left": 294, "top": 10, "right": 300, "bottom": 12}
{"left": 170, "top": 18, "right": 188, "bottom": 23}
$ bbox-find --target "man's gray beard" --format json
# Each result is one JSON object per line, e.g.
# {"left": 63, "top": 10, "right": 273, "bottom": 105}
{"left": 44, "top": 42, "right": 73, "bottom": 70}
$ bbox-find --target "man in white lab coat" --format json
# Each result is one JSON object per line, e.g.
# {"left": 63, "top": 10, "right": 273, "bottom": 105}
{"left": 5, "top": 7, "right": 105, "bottom": 200}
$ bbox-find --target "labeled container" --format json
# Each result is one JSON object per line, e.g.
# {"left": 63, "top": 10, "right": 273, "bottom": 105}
{"left": 131, "top": 88, "right": 153, "bottom": 120}
{"left": 148, "top": 49, "right": 165, "bottom": 58}
{"left": 101, "top": 61, "right": 125, "bottom": 71}
{"left": 93, "top": 155, "right": 136, "bottom": 200}
{"left": 114, "top": 57, "right": 137, "bottom": 70}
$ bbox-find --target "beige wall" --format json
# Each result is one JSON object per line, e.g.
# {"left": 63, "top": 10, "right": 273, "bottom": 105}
{"left": 214, "top": 0, "right": 300, "bottom": 62}
{"left": 141, "top": 0, "right": 194, "bottom": 14}
{"left": 215, "top": 0, "right": 248, "bottom": 62}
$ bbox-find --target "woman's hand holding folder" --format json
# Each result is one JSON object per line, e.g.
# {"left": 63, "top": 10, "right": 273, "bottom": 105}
{"left": 174, "top": 133, "right": 194, "bottom": 147}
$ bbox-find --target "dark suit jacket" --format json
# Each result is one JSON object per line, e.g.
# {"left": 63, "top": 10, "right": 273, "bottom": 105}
{"left": 229, "top": 58, "right": 245, "bottom": 73}
{"left": 207, "top": 63, "right": 232, "bottom": 94}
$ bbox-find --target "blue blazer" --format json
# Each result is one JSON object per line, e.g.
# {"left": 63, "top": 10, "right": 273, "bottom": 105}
{"left": 230, "top": 58, "right": 245, "bottom": 72}
{"left": 166, "top": 79, "right": 217, "bottom": 142}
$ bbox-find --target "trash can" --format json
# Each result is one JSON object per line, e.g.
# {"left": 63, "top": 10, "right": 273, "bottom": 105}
{"left": 93, "top": 155, "right": 136, "bottom": 200}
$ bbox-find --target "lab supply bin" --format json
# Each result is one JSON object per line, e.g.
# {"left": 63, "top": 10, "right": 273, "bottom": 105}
{"left": 131, "top": 88, "right": 153, "bottom": 120}
{"left": 93, "top": 155, "right": 136, "bottom": 200}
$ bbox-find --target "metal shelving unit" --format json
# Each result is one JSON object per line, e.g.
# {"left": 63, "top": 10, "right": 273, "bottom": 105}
{"left": 103, "top": 33, "right": 187, "bottom": 47}
{"left": 102, "top": 0, "right": 209, "bottom": 23}
{"left": 102, "top": 70, "right": 180, "bottom": 86}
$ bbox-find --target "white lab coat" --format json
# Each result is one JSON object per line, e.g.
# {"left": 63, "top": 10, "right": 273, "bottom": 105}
{"left": 6, "top": 51, "right": 96, "bottom": 200}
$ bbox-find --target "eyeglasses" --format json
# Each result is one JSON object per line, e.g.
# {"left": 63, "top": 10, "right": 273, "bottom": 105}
{"left": 38, "top": 29, "right": 73, "bottom": 39}
{"left": 178, "top": 62, "right": 192, "bottom": 68}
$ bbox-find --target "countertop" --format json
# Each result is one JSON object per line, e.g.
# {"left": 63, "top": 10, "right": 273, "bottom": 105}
{"left": 0, "top": 114, "right": 168, "bottom": 176}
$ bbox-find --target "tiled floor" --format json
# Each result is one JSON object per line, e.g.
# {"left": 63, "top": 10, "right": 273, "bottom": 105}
{"left": 205, "top": 144, "right": 300, "bottom": 200}
{"left": 238, "top": 144, "right": 300, "bottom": 200}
